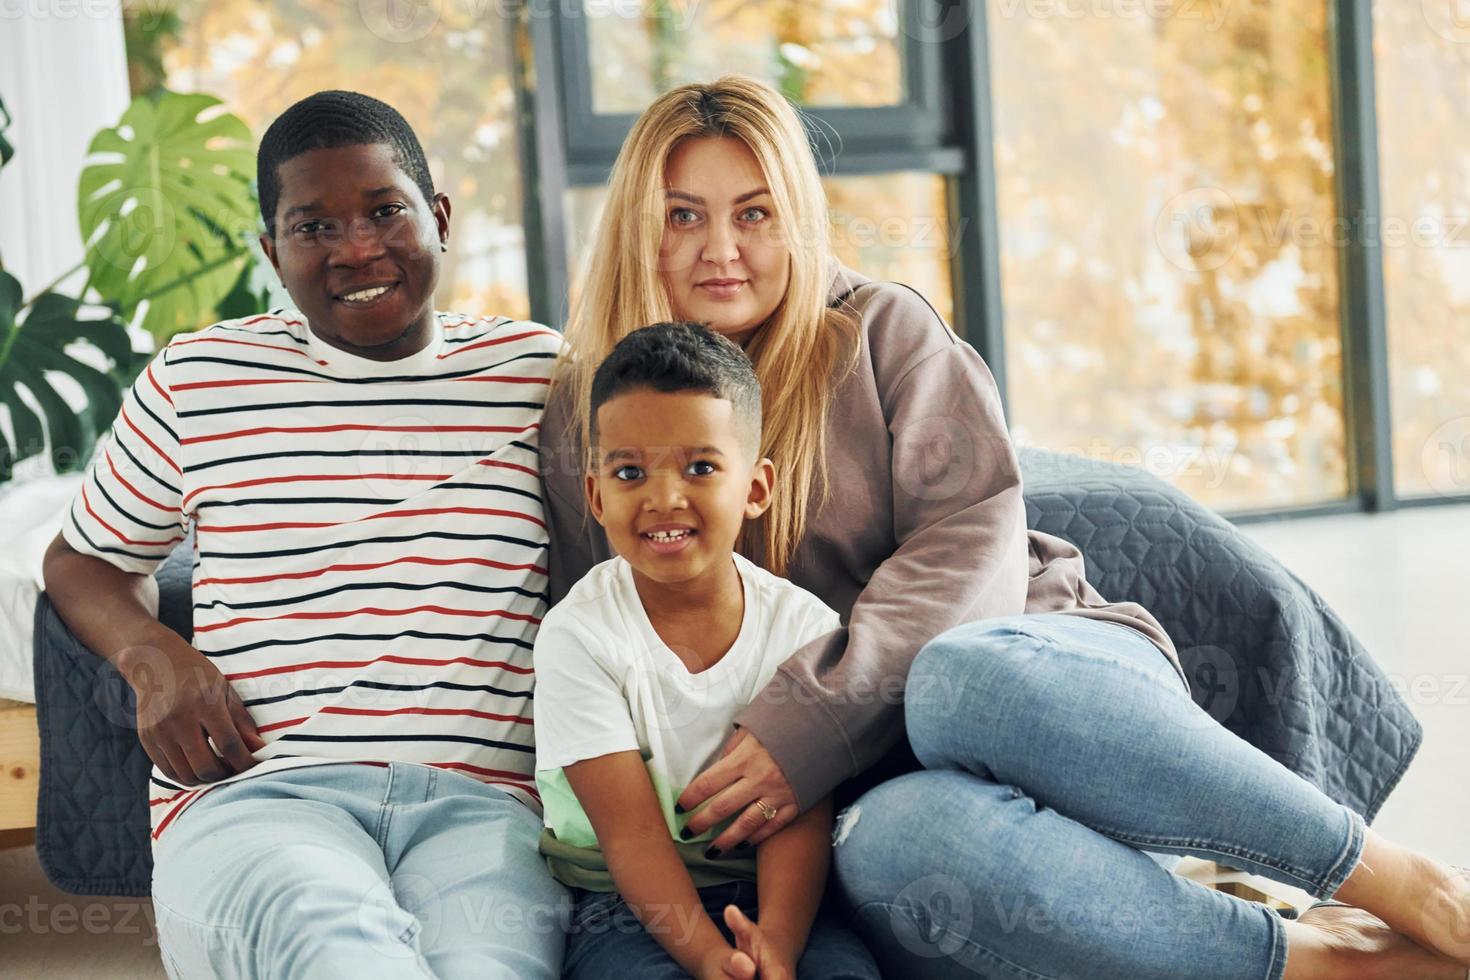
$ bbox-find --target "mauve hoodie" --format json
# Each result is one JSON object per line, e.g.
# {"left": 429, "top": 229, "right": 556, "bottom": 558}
{"left": 538, "top": 266, "right": 1181, "bottom": 810}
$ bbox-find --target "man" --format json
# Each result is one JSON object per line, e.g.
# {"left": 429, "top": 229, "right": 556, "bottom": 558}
{"left": 43, "top": 90, "right": 567, "bottom": 978}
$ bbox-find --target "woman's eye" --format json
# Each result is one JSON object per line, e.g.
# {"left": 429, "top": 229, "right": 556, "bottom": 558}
{"left": 739, "top": 206, "right": 768, "bottom": 223}
{"left": 668, "top": 207, "right": 699, "bottom": 227}
{"left": 613, "top": 465, "right": 643, "bottom": 481}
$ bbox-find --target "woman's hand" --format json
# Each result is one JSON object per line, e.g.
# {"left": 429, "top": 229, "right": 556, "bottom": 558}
{"left": 677, "top": 729, "right": 798, "bottom": 853}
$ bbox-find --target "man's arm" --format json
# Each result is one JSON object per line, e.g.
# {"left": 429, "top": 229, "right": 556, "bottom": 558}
{"left": 564, "top": 751, "right": 752, "bottom": 980}
{"left": 753, "top": 796, "right": 834, "bottom": 968}
{"left": 42, "top": 533, "right": 263, "bottom": 784}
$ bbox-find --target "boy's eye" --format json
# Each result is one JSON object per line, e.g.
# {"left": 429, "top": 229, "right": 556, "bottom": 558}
{"left": 613, "top": 465, "right": 643, "bottom": 481}
{"left": 687, "top": 460, "right": 715, "bottom": 476}
{"left": 292, "top": 220, "right": 323, "bottom": 237}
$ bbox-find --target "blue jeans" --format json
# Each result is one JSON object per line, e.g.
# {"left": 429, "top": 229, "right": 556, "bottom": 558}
{"left": 563, "top": 880, "right": 881, "bottom": 979}
{"left": 151, "top": 762, "right": 570, "bottom": 979}
{"left": 833, "top": 614, "right": 1366, "bottom": 980}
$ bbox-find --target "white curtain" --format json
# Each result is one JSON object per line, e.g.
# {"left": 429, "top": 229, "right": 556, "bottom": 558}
{"left": 0, "top": 5, "right": 130, "bottom": 293}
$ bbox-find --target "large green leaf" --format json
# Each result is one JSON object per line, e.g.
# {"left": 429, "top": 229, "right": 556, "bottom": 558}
{"left": 78, "top": 92, "right": 257, "bottom": 340}
{"left": 0, "top": 270, "right": 131, "bottom": 481}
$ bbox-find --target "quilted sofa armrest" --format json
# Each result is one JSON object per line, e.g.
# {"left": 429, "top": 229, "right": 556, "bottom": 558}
{"left": 1017, "top": 447, "right": 1421, "bottom": 821}
{"left": 31, "top": 536, "right": 193, "bottom": 896}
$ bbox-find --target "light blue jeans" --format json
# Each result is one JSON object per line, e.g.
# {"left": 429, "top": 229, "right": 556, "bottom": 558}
{"left": 151, "top": 762, "right": 570, "bottom": 979}
{"left": 832, "top": 615, "right": 1366, "bottom": 980}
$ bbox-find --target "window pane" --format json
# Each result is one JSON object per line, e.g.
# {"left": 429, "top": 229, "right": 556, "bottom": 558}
{"left": 138, "top": 0, "right": 530, "bottom": 319}
{"left": 566, "top": 172, "right": 953, "bottom": 323}
{"left": 584, "top": 0, "right": 905, "bottom": 113}
{"left": 987, "top": 1, "right": 1348, "bottom": 511}
{"left": 1375, "top": 3, "right": 1470, "bottom": 499}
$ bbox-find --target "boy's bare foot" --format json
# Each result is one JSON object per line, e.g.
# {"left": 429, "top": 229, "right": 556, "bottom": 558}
{"left": 1282, "top": 905, "right": 1466, "bottom": 980}
{"left": 1333, "top": 830, "right": 1470, "bottom": 967}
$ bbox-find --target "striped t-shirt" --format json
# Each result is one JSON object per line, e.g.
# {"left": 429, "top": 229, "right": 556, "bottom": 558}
{"left": 61, "top": 310, "right": 562, "bottom": 840}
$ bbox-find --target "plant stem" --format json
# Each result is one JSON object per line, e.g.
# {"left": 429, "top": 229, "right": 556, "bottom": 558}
{"left": 20, "top": 260, "right": 86, "bottom": 309}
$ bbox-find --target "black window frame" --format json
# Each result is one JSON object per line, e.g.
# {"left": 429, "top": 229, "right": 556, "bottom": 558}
{"left": 514, "top": 0, "right": 1431, "bottom": 522}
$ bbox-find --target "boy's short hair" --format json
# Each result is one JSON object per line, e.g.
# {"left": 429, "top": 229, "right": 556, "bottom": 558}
{"left": 257, "top": 90, "right": 435, "bottom": 236}
{"left": 589, "top": 322, "right": 762, "bottom": 458}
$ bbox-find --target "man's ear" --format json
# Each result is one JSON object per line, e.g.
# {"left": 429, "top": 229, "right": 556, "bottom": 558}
{"left": 433, "top": 193, "right": 452, "bottom": 247}
{"left": 259, "top": 231, "right": 281, "bottom": 277}
{"left": 744, "top": 458, "right": 775, "bottom": 519}
{"left": 585, "top": 470, "right": 606, "bottom": 526}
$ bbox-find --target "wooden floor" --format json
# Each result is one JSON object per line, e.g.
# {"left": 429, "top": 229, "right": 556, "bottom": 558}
{"left": 0, "top": 698, "right": 39, "bottom": 834}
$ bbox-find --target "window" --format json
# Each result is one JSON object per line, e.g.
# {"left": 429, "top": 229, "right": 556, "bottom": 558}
{"left": 1374, "top": 1, "right": 1470, "bottom": 500}
{"left": 985, "top": 0, "right": 1349, "bottom": 511}
{"left": 584, "top": 0, "right": 907, "bottom": 113}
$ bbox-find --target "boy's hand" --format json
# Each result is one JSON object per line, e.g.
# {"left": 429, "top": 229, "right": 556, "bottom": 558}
{"left": 698, "top": 941, "right": 756, "bottom": 980}
{"left": 723, "top": 904, "right": 798, "bottom": 980}
{"left": 117, "top": 634, "right": 265, "bottom": 785}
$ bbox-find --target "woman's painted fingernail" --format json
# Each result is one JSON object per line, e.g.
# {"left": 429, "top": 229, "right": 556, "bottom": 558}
{"left": 679, "top": 827, "right": 693, "bottom": 841}
{"left": 705, "top": 846, "right": 722, "bottom": 860}
{"left": 734, "top": 841, "right": 749, "bottom": 851}
{"left": 674, "top": 802, "right": 686, "bottom": 814}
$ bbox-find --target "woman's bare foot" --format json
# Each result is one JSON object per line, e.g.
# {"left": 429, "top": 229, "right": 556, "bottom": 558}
{"left": 1332, "top": 829, "right": 1470, "bottom": 967}
{"left": 1283, "top": 905, "right": 1466, "bottom": 980}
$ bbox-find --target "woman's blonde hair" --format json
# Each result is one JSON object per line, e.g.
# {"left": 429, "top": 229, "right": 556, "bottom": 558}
{"left": 556, "top": 75, "right": 860, "bottom": 575}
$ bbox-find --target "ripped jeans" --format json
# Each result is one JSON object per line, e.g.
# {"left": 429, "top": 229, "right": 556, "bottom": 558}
{"left": 832, "top": 614, "right": 1365, "bottom": 980}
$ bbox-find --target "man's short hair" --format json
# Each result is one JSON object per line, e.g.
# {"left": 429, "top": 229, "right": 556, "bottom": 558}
{"left": 257, "top": 90, "right": 435, "bottom": 236}
{"left": 589, "top": 322, "right": 763, "bottom": 458}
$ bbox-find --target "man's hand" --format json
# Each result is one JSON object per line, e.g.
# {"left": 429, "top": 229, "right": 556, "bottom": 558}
{"left": 116, "top": 634, "right": 265, "bottom": 785}
{"left": 679, "top": 729, "right": 798, "bottom": 853}
{"left": 723, "top": 905, "right": 797, "bottom": 980}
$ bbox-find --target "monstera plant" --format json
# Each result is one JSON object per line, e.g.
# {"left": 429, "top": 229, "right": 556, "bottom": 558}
{"left": 0, "top": 91, "right": 263, "bottom": 484}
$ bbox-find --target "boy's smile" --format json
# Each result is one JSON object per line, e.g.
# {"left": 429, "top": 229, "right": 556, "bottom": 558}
{"left": 259, "top": 143, "right": 451, "bottom": 362}
{"left": 587, "top": 388, "right": 773, "bottom": 600}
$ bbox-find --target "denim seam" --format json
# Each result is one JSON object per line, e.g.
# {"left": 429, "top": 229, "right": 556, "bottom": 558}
{"left": 855, "top": 900, "right": 1062, "bottom": 980}
{"left": 374, "top": 765, "right": 397, "bottom": 845}
{"left": 1316, "top": 807, "right": 1366, "bottom": 899}
{"left": 1262, "top": 906, "right": 1288, "bottom": 980}
{"left": 153, "top": 894, "right": 245, "bottom": 934}
{"left": 1082, "top": 825, "right": 1328, "bottom": 894}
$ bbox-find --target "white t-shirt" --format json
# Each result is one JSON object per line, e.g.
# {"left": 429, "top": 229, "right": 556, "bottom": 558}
{"left": 534, "top": 552, "right": 841, "bottom": 850}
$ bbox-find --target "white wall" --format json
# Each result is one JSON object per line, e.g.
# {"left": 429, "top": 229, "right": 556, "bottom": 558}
{"left": 0, "top": 2, "right": 131, "bottom": 293}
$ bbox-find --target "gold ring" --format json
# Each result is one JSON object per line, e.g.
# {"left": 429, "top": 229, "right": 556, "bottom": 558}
{"left": 755, "top": 799, "right": 778, "bottom": 821}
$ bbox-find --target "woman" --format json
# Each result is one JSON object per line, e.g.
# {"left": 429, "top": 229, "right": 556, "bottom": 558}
{"left": 540, "top": 75, "right": 1470, "bottom": 979}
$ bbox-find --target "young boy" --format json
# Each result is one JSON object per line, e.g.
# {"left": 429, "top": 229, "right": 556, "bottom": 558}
{"left": 534, "top": 322, "right": 880, "bottom": 980}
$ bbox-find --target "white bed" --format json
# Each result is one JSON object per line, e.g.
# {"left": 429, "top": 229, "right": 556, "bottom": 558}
{"left": 0, "top": 473, "right": 81, "bottom": 838}
{"left": 0, "top": 473, "right": 84, "bottom": 702}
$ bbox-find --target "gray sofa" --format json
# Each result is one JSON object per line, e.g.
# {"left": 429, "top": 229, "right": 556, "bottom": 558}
{"left": 31, "top": 447, "right": 1421, "bottom": 896}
